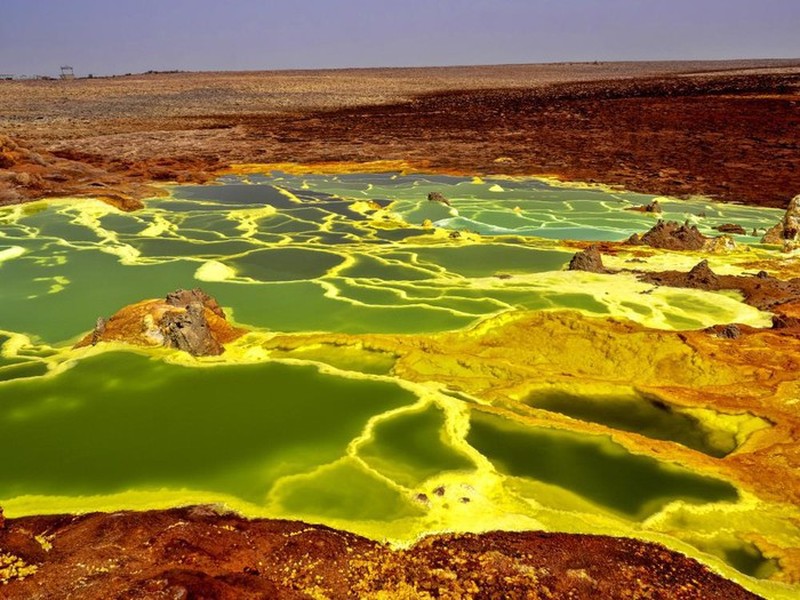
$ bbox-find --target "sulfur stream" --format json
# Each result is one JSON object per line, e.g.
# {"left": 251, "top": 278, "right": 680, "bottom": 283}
{"left": 1, "top": 172, "right": 797, "bottom": 598}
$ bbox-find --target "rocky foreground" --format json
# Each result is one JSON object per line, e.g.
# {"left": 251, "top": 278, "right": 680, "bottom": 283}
{"left": 0, "top": 506, "right": 759, "bottom": 599}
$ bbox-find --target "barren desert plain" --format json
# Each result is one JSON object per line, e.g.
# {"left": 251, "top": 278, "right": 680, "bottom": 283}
{"left": 1, "top": 59, "right": 800, "bottom": 598}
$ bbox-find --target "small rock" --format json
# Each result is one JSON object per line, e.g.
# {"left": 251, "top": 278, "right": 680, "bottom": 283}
{"left": 705, "top": 235, "right": 737, "bottom": 253}
{"left": 428, "top": 191, "right": 451, "bottom": 207}
{"left": 74, "top": 288, "right": 243, "bottom": 357}
{"left": 687, "top": 260, "right": 720, "bottom": 288}
{"left": 717, "top": 324, "right": 741, "bottom": 339}
{"left": 13, "top": 172, "right": 31, "bottom": 186}
{"left": 90, "top": 317, "right": 108, "bottom": 346}
{"left": 568, "top": 245, "right": 607, "bottom": 273}
{"left": 626, "top": 200, "right": 662, "bottom": 213}
{"left": 772, "top": 314, "right": 800, "bottom": 329}
{"left": 714, "top": 223, "right": 746, "bottom": 235}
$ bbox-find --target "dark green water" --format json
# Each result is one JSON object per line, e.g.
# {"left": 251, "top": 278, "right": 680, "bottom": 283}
{"left": 0, "top": 351, "right": 417, "bottom": 503}
{"left": 467, "top": 411, "right": 738, "bottom": 519}
{"left": 527, "top": 390, "right": 737, "bottom": 457}
{"left": 359, "top": 404, "right": 475, "bottom": 487}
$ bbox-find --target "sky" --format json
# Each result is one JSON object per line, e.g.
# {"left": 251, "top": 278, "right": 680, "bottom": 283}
{"left": 1, "top": 0, "right": 798, "bottom": 77}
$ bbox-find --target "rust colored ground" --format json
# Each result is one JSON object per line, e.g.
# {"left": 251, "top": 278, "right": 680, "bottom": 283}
{"left": 1, "top": 60, "right": 799, "bottom": 209}
{"left": 0, "top": 507, "right": 759, "bottom": 599}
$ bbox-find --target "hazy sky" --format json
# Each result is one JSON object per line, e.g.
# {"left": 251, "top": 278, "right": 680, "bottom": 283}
{"left": 1, "top": 0, "right": 798, "bottom": 76}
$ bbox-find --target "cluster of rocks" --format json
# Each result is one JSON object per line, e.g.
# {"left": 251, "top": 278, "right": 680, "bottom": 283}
{"left": 626, "top": 220, "right": 707, "bottom": 251}
{"left": 77, "top": 288, "right": 243, "bottom": 357}
{"left": 640, "top": 260, "right": 800, "bottom": 315}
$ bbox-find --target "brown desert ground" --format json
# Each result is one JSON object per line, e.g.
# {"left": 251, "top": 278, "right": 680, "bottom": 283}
{"left": 2, "top": 59, "right": 800, "bottom": 598}
{"left": 1, "top": 58, "right": 799, "bottom": 210}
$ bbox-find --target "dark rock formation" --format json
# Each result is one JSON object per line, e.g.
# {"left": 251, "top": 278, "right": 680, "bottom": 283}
{"left": 762, "top": 193, "right": 800, "bottom": 247}
{"left": 568, "top": 245, "right": 608, "bottom": 273}
{"left": 686, "top": 260, "right": 721, "bottom": 288}
{"left": 773, "top": 314, "right": 800, "bottom": 330}
{"left": 166, "top": 288, "right": 226, "bottom": 319}
{"left": 626, "top": 199, "right": 663, "bottom": 213}
{"left": 715, "top": 223, "right": 747, "bottom": 235}
{"left": 626, "top": 220, "right": 707, "bottom": 251}
{"left": 706, "top": 324, "right": 741, "bottom": 339}
{"left": 160, "top": 303, "right": 223, "bottom": 356}
{"left": 427, "top": 191, "right": 451, "bottom": 206}
{"left": 75, "top": 288, "right": 244, "bottom": 356}
{"left": 88, "top": 317, "right": 107, "bottom": 346}
{"left": 0, "top": 507, "right": 762, "bottom": 599}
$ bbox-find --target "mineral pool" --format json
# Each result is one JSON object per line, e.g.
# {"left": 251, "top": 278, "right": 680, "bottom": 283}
{"left": 0, "top": 172, "right": 795, "bottom": 598}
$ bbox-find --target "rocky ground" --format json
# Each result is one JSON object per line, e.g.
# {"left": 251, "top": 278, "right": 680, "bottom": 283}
{"left": 1, "top": 59, "right": 799, "bottom": 210}
{"left": 0, "top": 506, "right": 760, "bottom": 599}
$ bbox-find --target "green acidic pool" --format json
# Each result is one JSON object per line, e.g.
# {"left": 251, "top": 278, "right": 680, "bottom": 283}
{"left": 466, "top": 410, "right": 738, "bottom": 520}
{"left": 0, "top": 351, "right": 417, "bottom": 502}
{"left": 0, "top": 173, "right": 792, "bottom": 596}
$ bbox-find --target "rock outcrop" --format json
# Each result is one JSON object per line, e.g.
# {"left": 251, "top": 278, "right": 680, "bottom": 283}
{"left": 568, "top": 245, "right": 608, "bottom": 273}
{"left": 715, "top": 223, "right": 747, "bottom": 235}
{"left": 704, "top": 234, "right": 737, "bottom": 253}
{"left": 626, "top": 220, "right": 707, "bottom": 251}
{"left": 707, "top": 324, "right": 742, "bottom": 339}
{"left": 762, "top": 193, "right": 800, "bottom": 248}
{"left": 75, "top": 288, "right": 244, "bottom": 356}
{"left": 427, "top": 191, "right": 451, "bottom": 206}
{"left": 0, "top": 135, "right": 154, "bottom": 211}
{"left": 686, "top": 260, "right": 721, "bottom": 288}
